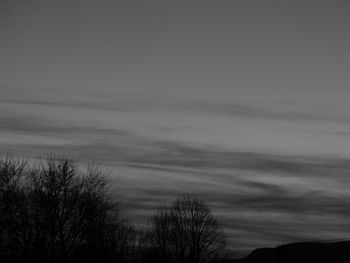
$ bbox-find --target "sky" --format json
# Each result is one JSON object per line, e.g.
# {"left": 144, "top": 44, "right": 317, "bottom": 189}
{"left": 1, "top": 0, "right": 350, "bottom": 255}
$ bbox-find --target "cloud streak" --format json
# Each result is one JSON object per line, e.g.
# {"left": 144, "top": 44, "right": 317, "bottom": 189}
{"left": 3, "top": 135, "right": 350, "bottom": 252}
{"left": 200, "top": 102, "right": 350, "bottom": 124}
{"left": 2, "top": 0, "right": 350, "bottom": 255}
{"left": 1, "top": 90, "right": 350, "bottom": 254}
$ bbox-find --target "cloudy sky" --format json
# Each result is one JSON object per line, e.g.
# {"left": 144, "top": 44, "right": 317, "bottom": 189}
{"left": 1, "top": 0, "right": 350, "bottom": 255}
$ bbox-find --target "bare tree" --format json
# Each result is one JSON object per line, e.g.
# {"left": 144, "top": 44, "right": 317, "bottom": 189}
{"left": 0, "top": 155, "right": 133, "bottom": 263}
{"left": 0, "top": 155, "right": 28, "bottom": 259}
{"left": 1, "top": 155, "right": 227, "bottom": 263}
{"left": 149, "top": 195, "right": 226, "bottom": 263}
{"left": 147, "top": 206, "right": 174, "bottom": 262}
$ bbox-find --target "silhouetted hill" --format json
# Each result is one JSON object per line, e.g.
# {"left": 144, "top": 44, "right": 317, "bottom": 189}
{"left": 220, "top": 241, "right": 350, "bottom": 263}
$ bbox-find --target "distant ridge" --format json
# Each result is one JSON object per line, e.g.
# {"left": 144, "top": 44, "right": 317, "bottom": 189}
{"left": 218, "top": 241, "right": 350, "bottom": 263}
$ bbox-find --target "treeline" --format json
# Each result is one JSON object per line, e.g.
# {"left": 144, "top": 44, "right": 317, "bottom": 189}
{"left": 0, "top": 155, "right": 227, "bottom": 263}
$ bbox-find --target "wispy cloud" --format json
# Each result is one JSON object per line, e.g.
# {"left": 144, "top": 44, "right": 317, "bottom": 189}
{"left": 3, "top": 137, "right": 350, "bottom": 250}
{"left": 2, "top": 0, "right": 350, "bottom": 255}
{"left": 2, "top": 86, "right": 350, "bottom": 253}
{"left": 200, "top": 102, "right": 350, "bottom": 124}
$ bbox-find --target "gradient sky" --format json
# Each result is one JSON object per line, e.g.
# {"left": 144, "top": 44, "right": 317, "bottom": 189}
{"left": 1, "top": 0, "right": 350, "bottom": 255}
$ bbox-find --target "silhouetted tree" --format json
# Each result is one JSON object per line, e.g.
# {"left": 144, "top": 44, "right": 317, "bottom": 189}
{"left": 1, "top": 155, "right": 228, "bottom": 263}
{"left": 0, "top": 155, "right": 133, "bottom": 263}
{"left": 148, "top": 195, "right": 226, "bottom": 263}
{"left": 0, "top": 155, "right": 28, "bottom": 259}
